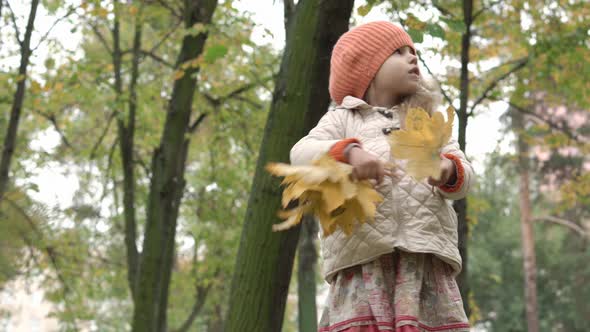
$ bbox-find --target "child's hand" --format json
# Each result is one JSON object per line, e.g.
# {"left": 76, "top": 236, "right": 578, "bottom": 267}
{"left": 348, "top": 147, "right": 395, "bottom": 184}
{"left": 427, "top": 156, "right": 456, "bottom": 187}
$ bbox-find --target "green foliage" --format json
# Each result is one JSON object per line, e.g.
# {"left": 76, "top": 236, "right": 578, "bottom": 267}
{"left": 204, "top": 44, "right": 229, "bottom": 64}
{"left": 0, "top": 189, "right": 43, "bottom": 286}
{"left": 470, "top": 152, "right": 590, "bottom": 330}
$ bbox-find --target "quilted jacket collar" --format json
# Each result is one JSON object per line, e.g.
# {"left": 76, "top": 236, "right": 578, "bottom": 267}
{"left": 340, "top": 96, "right": 400, "bottom": 114}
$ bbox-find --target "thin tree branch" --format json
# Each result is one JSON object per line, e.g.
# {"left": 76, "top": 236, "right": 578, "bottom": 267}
{"left": 417, "top": 54, "right": 455, "bottom": 110}
{"left": 121, "top": 49, "right": 174, "bottom": 68}
{"left": 234, "top": 95, "right": 263, "bottom": 109}
{"left": 155, "top": 0, "right": 182, "bottom": 19}
{"left": 188, "top": 112, "right": 208, "bottom": 133}
{"left": 171, "top": 227, "right": 213, "bottom": 332}
{"left": 133, "top": 151, "right": 151, "bottom": 180}
{"left": 89, "top": 110, "right": 117, "bottom": 160}
{"left": 6, "top": 0, "right": 23, "bottom": 47}
{"left": 100, "top": 136, "right": 119, "bottom": 205}
{"left": 203, "top": 76, "right": 273, "bottom": 106}
{"left": 469, "top": 57, "right": 528, "bottom": 115}
{"left": 194, "top": 77, "right": 270, "bottom": 132}
{"left": 479, "top": 56, "right": 530, "bottom": 77}
{"left": 173, "top": 285, "right": 212, "bottom": 332}
{"left": 88, "top": 21, "right": 113, "bottom": 55}
{"left": 472, "top": 0, "right": 502, "bottom": 22}
{"left": 31, "top": 108, "right": 74, "bottom": 150}
{"left": 46, "top": 114, "right": 73, "bottom": 149}
{"left": 500, "top": 99, "right": 585, "bottom": 143}
{"left": 430, "top": 0, "right": 455, "bottom": 18}
{"left": 141, "top": 49, "right": 174, "bottom": 68}
{"left": 107, "top": 136, "right": 118, "bottom": 175}
{"left": 149, "top": 17, "right": 183, "bottom": 54}
{"left": 31, "top": 4, "right": 78, "bottom": 52}
{"left": 533, "top": 215, "right": 588, "bottom": 238}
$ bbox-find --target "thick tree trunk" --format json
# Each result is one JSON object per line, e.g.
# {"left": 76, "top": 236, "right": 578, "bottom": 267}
{"left": 513, "top": 109, "right": 539, "bottom": 332}
{"left": 225, "top": 1, "right": 354, "bottom": 330}
{"left": 454, "top": 0, "right": 473, "bottom": 317}
{"left": 131, "top": 1, "right": 218, "bottom": 331}
{"left": 0, "top": 0, "right": 39, "bottom": 201}
{"left": 298, "top": 215, "right": 318, "bottom": 332}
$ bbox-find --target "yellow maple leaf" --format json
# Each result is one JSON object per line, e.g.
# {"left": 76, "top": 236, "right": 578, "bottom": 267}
{"left": 266, "top": 154, "right": 384, "bottom": 237}
{"left": 389, "top": 106, "right": 454, "bottom": 181}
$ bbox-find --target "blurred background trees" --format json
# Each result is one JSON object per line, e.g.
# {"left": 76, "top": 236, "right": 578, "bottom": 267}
{"left": 0, "top": 0, "right": 587, "bottom": 331}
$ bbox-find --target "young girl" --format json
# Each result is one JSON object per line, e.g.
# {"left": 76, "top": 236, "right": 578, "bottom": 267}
{"left": 290, "top": 21, "right": 473, "bottom": 332}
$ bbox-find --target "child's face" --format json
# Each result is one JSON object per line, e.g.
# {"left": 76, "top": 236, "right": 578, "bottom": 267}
{"left": 370, "top": 45, "right": 420, "bottom": 98}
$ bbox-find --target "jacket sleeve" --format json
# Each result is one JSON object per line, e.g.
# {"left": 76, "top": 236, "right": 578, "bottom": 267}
{"left": 436, "top": 139, "right": 475, "bottom": 200}
{"left": 290, "top": 109, "right": 347, "bottom": 165}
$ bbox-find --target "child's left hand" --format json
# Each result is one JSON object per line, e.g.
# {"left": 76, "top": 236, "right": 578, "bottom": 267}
{"left": 427, "top": 156, "right": 457, "bottom": 187}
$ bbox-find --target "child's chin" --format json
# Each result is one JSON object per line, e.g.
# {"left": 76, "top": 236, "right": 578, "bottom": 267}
{"left": 403, "top": 82, "right": 420, "bottom": 95}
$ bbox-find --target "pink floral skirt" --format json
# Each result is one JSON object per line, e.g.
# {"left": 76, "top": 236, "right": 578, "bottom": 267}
{"left": 318, "top": 250, "right": 470, "bottom": 332}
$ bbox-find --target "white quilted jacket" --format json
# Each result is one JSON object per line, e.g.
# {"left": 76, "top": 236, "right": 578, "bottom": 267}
{"left": 290, "top": 96, "right": 474, "bottom": 283}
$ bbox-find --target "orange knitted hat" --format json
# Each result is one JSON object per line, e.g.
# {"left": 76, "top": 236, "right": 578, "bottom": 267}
{"left": 329, "top": 21, "right": 415, "bottom": 105}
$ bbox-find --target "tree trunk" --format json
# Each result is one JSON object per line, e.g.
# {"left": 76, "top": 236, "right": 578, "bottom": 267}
{"left": 0, "top": 0, "right": 40, "bottom": 201}
{"left": 131, "top": 1, "right": 218, "bottom": 331}
{"left": 225, "top": 1, "right": 354, "bottom": 330}
{"left": 454, "top": 0, "right": 473, "bottom": 317}
{"left": 513, "top": 108, "right": 539, "bottom": 332}
{"left": 112, "top": 0, "right": 141, "bottom": 301}
{"left": 298, "top": 215, "right": 318, "bottom": 332}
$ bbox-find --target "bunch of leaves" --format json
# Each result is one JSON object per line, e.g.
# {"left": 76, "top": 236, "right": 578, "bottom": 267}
{"left": 266, "top": 154, "right": 383, "bottom": 237}
{"left": 389, "top": 106, "right": 454, "bottom": 181}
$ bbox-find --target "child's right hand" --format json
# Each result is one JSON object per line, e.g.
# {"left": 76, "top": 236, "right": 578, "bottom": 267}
{"left": 348, "top": 147, "right": 395, "bottom": 184}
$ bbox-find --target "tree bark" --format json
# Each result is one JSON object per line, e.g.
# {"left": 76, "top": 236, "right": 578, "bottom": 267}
{"left": 131, "top": 1, "right": 218, "bottom": 331}
{"left": 513, "top": 108, "right": 539, "bottom": 332}
{"left": 0, "top": 0, "right": 40, "bottom": 201}
{"left": 225, "top": 1, "right": 354, "bottom": 330}
{"left": 111, "top": 0, "right": 141, "bottom": 301}
{"left": 454, "top": 0, "right": 473, "bottom": 317}
{"left": 298, "top": 215, "right": 318, "bottom": 332}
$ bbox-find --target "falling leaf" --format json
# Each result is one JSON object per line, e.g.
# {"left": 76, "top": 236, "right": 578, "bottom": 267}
{"left": 357, "top": 4, "right": 373, "bottom": 17}
{"left": 389, "top": 106, "right": 454, "bottom": 181}
{"left": 266, "top": 154, "right": 384, "bottom": 237}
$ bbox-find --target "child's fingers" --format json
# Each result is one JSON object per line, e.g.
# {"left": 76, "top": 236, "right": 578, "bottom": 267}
{"left": 350, "top": 168, "right": 359, "bottom": 182}
{"left": 384, "top": 161, "right": 397, "bottom": 172}
{"left": 377, "top": 166, "right": 385, "bottom": 184}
